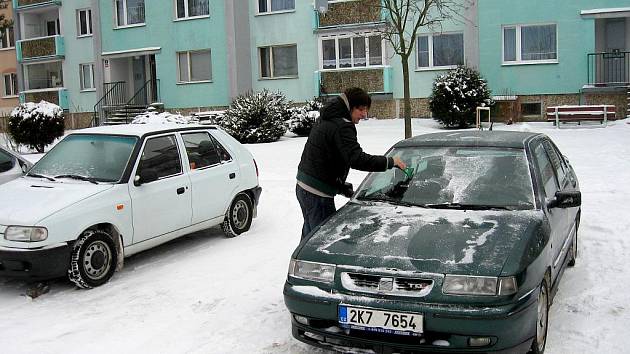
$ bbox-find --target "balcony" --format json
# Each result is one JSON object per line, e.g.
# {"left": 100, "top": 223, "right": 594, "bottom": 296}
{"left": 12, "top": 0, "right": 61, "bottom": 10}
{"left": 315, "top": 0, "right": 383, "bottom": 29}
{"left": 16, "top": 35, "right": 64, "bottom": 62}
{"left": 19, "top": 88, "right": 68, "bottom": 110}
{"left": 315, "top": 66, "right": 393, "bottom": 95}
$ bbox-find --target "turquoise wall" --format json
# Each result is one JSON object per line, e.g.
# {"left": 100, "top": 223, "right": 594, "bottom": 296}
{"left": 479, "top": 0, "right": 630, "bottom": 95}
{"left": 99, "top": 1, "right": 230, "bottom": 108}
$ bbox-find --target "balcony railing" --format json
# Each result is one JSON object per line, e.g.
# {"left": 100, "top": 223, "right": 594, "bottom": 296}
{"left": 19, "top": 88, "right": 68, "bottom": 110}
{"left": 587, "top": 51, "right": 630, "bottom": 86}
{"left": 315, "top": 66, "right": 393, "bottom": 95}
{"left": 13, "top": 0, "right": 61, "bottom": 10}
{"left": 17, "top": 35, "right": 64, "bottom": 62}
{"left": 315, "top": 0, "right": 383, "bottom": 29}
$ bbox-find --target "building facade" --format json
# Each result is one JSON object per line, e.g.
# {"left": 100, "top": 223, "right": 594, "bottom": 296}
{"left": 0, "top": 2, "right": 18, "bottom": 116}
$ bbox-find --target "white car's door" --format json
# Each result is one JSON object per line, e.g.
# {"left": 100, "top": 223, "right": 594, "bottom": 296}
{"left": 129, "top": 134, "right": 192, "bottom": 244}
{"left": 180, "top": 131, "right": 239, "bottom": 225}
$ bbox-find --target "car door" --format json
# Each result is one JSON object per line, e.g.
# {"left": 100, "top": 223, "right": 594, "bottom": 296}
{"left": 129, "top": 134, "right": 192, "bottom": 244}
{"left": 180, "top": 131, "right": 239, "bottom": 225}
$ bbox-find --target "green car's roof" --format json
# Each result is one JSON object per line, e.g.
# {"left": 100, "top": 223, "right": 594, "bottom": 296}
{"left": 394, "top": 131, "right": 542, "bottom": 149}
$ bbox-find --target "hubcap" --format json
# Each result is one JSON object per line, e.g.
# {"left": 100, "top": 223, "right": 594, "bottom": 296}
{"left": 232, "top": 200, "right": 249, "bottom": 230}
{"left": 536, "top": 284, "right": 548, "bottom": 351}
{"left": 82, "top": 240, "right": 112, "bottom": 280}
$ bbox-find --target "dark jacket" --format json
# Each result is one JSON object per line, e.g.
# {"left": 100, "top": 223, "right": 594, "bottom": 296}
{"left": 297, "top": 96, "right": 393, "bottom": 196}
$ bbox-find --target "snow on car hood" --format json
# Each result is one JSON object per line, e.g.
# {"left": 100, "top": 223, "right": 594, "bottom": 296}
{"left": 0, "top": 177, "right": 114, "bottom": 225}
{"left": 299, "top": 202, "right": 542, "bottom": 276}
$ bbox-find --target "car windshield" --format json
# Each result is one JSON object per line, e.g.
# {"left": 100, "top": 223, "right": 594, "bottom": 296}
{"left": 355, "top": 146, "right": 535, "bottom": 210}
{"left": 29, "top": 134, "right": 138, "bottom": 183}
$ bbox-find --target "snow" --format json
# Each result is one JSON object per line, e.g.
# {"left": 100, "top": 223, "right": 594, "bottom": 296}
{"left": 1, "top": 118, "right": 630, "bottom": 353}
{"left": 131, "top": 110, "right": 191, "bottom": 125}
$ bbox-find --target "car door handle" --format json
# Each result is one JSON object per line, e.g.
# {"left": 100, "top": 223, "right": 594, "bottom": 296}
{"left": 229, "top": 173, "right": 236, "bottom": 179}
{"left": 177, "top": 187, "right": 185, "bottom": 195}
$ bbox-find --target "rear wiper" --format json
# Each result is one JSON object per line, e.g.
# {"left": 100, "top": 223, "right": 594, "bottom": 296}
{"left": 27, "top": 173, "right": 56, "bottom": 182}
{"left": 424, "top": 203, "right": 511, "bottom": 211}
{"left": 54, "top": 174, "right": 99, "bottom": 184}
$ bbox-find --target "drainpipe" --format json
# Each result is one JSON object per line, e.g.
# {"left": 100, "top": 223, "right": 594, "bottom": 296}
{"left": 92, "top": 0, "right": 103, "bottom": 114}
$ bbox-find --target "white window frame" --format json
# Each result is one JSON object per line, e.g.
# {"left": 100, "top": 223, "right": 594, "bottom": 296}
{"left": 318, "top": 32, "right": 385, "bottom": 71}
{"left": 258, "top": 44, "right": 298, "bottom": 79}
{"left": 176, "top": 49, "right": 212, "bottom": 84}
{"left": 502, "top": 23, "right": 558, "bottom": 65}
{"left": 77, "top": 9, "right": 93, "bottom": 37}
{"left": 256, "top": 0, "right": 295, "bottom": 15}
{"left": 174, "top": 0, "right": 210, "bottom": 21}
{"left": 23, "top": 59, "right": 65, "bottom": 91}
{"left": 0, "top": 26, "right": 15, "bottom": 50}
{"left": 415, "top": 32, "right": 464, "bottom": 71}
{"left": 114, "top": 0, "right": 146, "bottom": 28}
{"left": 2, "top": 73, "right": 18, "bottom": 98}
{"left": 80, "top": 63, "right": 96, "bottom": 91}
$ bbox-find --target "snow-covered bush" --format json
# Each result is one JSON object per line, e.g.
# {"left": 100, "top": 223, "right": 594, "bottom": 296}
{"left": 429, "top": 66, "right": 494, "bottom": 128}
{"left": 287, "top": 97, "right": 324, "bottom": 136}
{"left": 132, "top": 109, "right": 191, "bottom": 124}
{"left": 9, "top": 101, "right": 64, "bottom": 153}
{"left": 220, "top": 90, "right": 289, "bottom": 143}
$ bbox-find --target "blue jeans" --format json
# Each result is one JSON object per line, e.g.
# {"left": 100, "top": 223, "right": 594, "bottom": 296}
{"left": 296, "top": 184, "right": 336, "bottom": 239}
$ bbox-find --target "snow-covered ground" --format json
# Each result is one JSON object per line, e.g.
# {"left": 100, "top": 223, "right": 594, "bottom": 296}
{"left": 1, "top": 118, "right": 629, "bottom": 354}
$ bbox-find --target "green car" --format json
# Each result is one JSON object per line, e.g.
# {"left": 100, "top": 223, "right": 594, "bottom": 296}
{"left": 284, "top": 131, "right": 581, "bottom": 353}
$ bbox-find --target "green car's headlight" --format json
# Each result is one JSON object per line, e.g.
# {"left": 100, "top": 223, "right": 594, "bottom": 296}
{"left": 442, "top": 275, "right": 517, "bottom": 296}
{"left": 4, "top": 226, "right": 48, "bottom": 242}
{"left": 288, "top": 259, "right": 336, "bottom": 284}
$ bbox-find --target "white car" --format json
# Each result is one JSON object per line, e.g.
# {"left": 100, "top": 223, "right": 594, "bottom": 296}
{"left": 0, "top": 124, "right": 261, "bottom": 288}
{"left": 0, "top": 146, "right": 32, "bottom": 185}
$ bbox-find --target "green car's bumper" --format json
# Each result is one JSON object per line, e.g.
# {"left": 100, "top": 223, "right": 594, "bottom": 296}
{"left": 284, "top": 282, "right": 537, "bottom": 353}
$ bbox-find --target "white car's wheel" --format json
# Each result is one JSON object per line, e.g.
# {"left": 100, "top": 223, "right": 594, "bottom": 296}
{"left": 221, "top": 193, "right": 253, "bottom": 238}
{"left": 68, "top": 230, "right": 117, "bottom": 289}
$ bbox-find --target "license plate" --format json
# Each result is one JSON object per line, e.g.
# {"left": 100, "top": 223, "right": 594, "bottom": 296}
{"left": 338, "top": 305, "right": 423, "bottom": 335}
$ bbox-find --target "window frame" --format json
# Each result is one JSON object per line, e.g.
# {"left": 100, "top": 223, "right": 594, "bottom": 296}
{"left": 256, "top": 0, "right": 295, "bottom": 15}
{"left": 502, "top": 23, "right": 558, "bottom": 65}
{"left": 79, "top": 63, "right": 96, "bottom": 91}
{"left": 318, "top": 32, "right": 385, "bottom": 71}
{"left": 2, "top": 73, "right": 18, "bottom": 98}
{"left": 137, "top": 134, "right": 184, "bottom": 181}
{"left": 77, "top": 8, "right": 93, "bottom": 37}
{"left": 176, "top": 49, "right": 212, "bottom": 84}
{"left": 174, "top": 0, "right": 210, "bottom": 21}
{"left": 0, "top": 25, "right": 15, "bottom": 50}
{"left": 114, "top": 0, "right": 146, "bottom": 28}
{"left": 415, "top": 31, "right": 465, "bottom": 71}
{"left": 258, "top": 44, "right": 299, "bottom": 79}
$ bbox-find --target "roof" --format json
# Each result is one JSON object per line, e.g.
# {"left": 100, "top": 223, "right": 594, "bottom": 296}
{"left": 394, "top": 131, "right": 542, "bottom": 149}
{"left": 74, "top": 124, "right": 216, "bottom": 138}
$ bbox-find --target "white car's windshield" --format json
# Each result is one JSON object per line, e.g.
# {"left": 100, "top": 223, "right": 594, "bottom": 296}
{"left": 29, "top": 134, "right": 138, "bottom": 183}
{"left": 356, "top": 147, "right": 535, "bottom": 210}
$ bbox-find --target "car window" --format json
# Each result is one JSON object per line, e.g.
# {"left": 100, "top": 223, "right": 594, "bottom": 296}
{"left": 543, "top": 141, "right": 566, "bottom": 188}
{"left": 182, "top": 132, "right": 221, "bottom": 169}
{"left": 533, "top": 143, "right": 559, "bottom": 198}
{"left": 0, "top": 149, "right": 16, "bottom": 173}
{"left": 210, "top": 134, "right": 232, "bottom": 162}
{"left": 138, "top": 135, "right": 182, "bottom": 179}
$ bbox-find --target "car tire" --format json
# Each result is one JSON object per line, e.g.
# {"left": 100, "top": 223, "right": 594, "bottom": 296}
{"left": 568, "top": 216, "right": 579, "bottom": 267}
{"left": 530, "top": 278, "right": 549, "bottom": 354}
{"left": 68, "top": 230, "right": 117, "bottom": 289}
{"left": 221, "top": 193, "right": 253, "bottom": 238}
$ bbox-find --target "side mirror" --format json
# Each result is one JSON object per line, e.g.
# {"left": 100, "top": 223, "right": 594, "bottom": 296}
{"left": 548, "top": 190, "right": 581, "bottom": 209}
{"left": 134, "top": 168, "right": 158, "bottom": 186}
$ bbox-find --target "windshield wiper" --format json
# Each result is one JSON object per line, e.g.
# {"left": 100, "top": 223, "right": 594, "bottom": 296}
{"left": 424, "top": 202, "right": 511, "bottom": 211}
{"left": 356, "top": 196, "right": 426, "bottom": 208}
{"left": 27, "top": 173, "right": 56, "bottom": 182}
{"left": 54, "top": 174, "right": 99, "bottom": 184}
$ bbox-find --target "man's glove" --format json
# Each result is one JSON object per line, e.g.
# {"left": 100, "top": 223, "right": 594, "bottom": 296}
{"left": 340, "top": 182, "right": 354, "bottom": 198}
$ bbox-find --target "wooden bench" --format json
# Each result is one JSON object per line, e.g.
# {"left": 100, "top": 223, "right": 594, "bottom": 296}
{"left": 546, "top": 105, "right": 616, "bottom": 126}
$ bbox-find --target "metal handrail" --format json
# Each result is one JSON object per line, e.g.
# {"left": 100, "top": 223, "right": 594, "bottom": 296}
{"left": 92, "top": 81, "right": 125, "bottom": 127}
{"left": 587, "top": 51, "right": 630, "bottom": 86}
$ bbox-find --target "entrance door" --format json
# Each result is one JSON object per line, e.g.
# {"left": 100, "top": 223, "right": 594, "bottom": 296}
{"left": 604, "top": 19, "right": 626, "bottom": 84}
{"left": 132, "top": 56, "right": 147, "bottom": 104}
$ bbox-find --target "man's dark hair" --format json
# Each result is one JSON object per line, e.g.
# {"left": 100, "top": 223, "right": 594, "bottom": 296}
{"left": 344, "top": 87, "right": 371, "bottom": 109}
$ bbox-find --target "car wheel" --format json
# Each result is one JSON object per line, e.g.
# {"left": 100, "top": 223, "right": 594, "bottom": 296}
{"left": 530, "top": 278, "right": 549, "bottom": 354}
{"left": 68, "top": 230, "right": 117, "bottom": 289}
{"left": 221, "top": 193, "right": 253, "bottom": 238}
{"left": 568, "top": 216, "right": 579, "bottom": 267}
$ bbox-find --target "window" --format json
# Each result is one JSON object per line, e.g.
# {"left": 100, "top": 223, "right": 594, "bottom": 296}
{"left": 534, "top": 143, "right": 558, "bottom": 198}
{"left": 258, "top": 0, "right": 294, "bottom": 13}
{"left": 24, "top": 61, "right": 64, "bottom": 90}
{"left": 77, "top": 9, "right": 93, "bottom": 36}
{"left": 320, "top": 34, "right": 383, "bottom": 70}
{"left": 503, "top": 24, "right": 557, "bottom": 63}
{"left": 259, "top": 45, "right": 298, "bottom": 78}
{"left": 115, "top": 0, "right": 145, "bottom": 27}
{"left": 138, "top": 135, "right": 182, "bottom": 179}
{"left": 177, "top": 49, "right": 212, "bottom": 83}
{"left": 543, "top": 141, "right": 567, "bottom": 188}
{"left": 182, "top": 132, "right": 220, "bottom": 169}
{"left": 521, "top": 102, "right": 541, "bottom": 116}
{"left": 0, "top": 26, "right": 15, "bottom": 49}
{"left": 3, "top": 73, "right": 18, "bottom": 97}
{"left": 417, "top": 33, "right": 464, "bottom": 69}
{"left": 176, "top": 0, "right": 209, "bottom": 19}
{"left": 0, "top": 149, "right": 16, "bottom": 173}
{"left": 80, "top": 64, "right": 95, "bottom": 91}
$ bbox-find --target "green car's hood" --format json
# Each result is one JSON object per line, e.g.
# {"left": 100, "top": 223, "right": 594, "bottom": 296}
{"left": 298, "top": 202, "right": 542, "bottom": 276}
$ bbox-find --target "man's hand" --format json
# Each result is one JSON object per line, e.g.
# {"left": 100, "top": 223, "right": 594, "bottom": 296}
{"left": 340, "top": 182, "right": 354, "bottom": 198}
{"left": 393, "top": 156, "right": 406, "bottom": 170}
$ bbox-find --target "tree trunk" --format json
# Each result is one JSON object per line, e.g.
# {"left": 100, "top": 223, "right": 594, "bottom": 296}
{"left": 401, "top": 56, "right": 412, "bottom": 139}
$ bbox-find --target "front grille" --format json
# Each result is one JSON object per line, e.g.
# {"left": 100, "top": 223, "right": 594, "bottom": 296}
{"left": 341, "top": 272, "right": 433, "bottom": 297}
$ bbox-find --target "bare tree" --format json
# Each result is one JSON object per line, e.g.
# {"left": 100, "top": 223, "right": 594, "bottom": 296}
{"left": 378, "top": 0, "right": 468, "bottom": 138}
{"left": 0, "top": 0, "right": 13, "bottom": 37}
